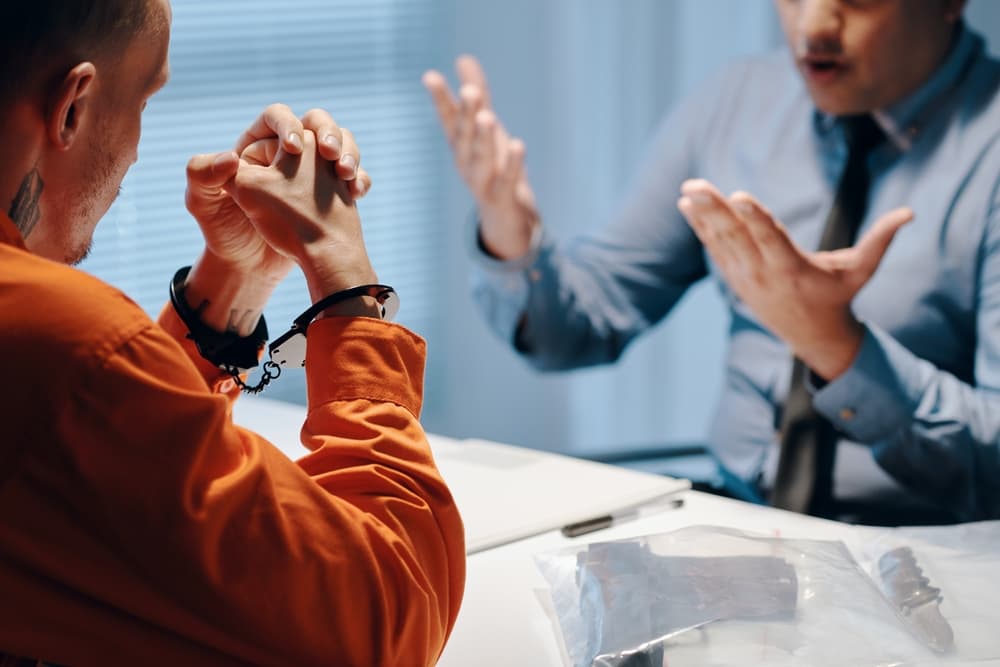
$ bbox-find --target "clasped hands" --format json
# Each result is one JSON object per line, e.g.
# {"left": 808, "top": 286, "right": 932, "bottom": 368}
{"left": 677, "top": 179, "right": 913, "bottom": 381}
{"left": 182, "top": 104, "right": 380, "bottom": 330}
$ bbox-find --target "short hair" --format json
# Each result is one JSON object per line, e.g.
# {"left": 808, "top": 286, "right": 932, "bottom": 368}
{"left": 0, "top": 1, "right": 153, "bottom": 105}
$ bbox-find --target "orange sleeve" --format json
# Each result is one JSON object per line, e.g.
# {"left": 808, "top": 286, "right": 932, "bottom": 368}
{"left": 0, "top": 316, "right": 464, "bottom": 666}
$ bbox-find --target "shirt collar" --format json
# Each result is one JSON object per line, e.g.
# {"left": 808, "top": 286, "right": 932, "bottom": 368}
{"left": 814, "top": 21, "right": 982, "bottom": 153}
{"left": 0, "top": 213, "right": 27, "bottom": 250}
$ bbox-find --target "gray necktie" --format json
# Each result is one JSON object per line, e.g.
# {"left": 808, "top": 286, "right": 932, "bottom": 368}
{"left": 770, "top": 114, "right": 886, "bottom": 515}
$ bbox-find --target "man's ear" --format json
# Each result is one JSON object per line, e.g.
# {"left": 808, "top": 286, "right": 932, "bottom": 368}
{"left": 46, "top": 62, "right": 97, "bottom": 151}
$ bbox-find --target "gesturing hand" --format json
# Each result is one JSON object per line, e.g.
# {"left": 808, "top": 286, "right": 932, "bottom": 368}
{"left": 423, "top": 55, "right": 539, "bottom": 260}
{"left": 677, "top": 179, "right": 913, "bottom": 380}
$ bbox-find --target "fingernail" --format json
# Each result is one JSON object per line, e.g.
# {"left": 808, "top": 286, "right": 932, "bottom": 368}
{"left": 733, "top": 200, "right": 755, "bottom": 215}
{"left": 287, "top": 133, "right": 303, "bottom": 151}
{"left": 689, "top": 192, "right": 713, "bottom": 206}
{"left": 323, "top": 134, "right": 341, "bottom": 155}
{"left": 355, "top": 181, "right": 367, "bottom": 197}
{"left": 340, "top": 154, "right": 357, "bottom": 176}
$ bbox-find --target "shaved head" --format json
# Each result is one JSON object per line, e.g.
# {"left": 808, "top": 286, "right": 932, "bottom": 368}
{"left": 0, "top": 1, "right": 156, "bottom": 107}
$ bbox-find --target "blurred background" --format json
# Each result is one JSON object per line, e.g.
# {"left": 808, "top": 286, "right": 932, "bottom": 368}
{"left": 82, "top": 0, "right": 1000, "bottom": 456}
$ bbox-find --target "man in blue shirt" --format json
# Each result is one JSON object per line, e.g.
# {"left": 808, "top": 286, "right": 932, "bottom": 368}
{"left": 423, "top": 0, "right": 1000, "bottom": 523}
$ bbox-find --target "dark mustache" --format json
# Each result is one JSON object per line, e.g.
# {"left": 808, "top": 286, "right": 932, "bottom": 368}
{"left": 798, "top": 36, "right": 843, "bottom": 59}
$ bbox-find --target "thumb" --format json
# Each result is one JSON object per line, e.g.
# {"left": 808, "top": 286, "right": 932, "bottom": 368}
{"left": 850, "top": 206, "right": 914, "bottom": 282}
{"left": 186, "top": 151, "right": 239, "bottom": 195}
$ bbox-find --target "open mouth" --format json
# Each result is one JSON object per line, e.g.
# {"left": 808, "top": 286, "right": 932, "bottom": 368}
{"left": 801, "top": 56, "right": 847, "bottom": 82}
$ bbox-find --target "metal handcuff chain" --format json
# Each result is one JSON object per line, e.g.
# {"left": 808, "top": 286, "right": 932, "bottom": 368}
{"left": 225, "top": 359, "right": 283, "bottom": 395}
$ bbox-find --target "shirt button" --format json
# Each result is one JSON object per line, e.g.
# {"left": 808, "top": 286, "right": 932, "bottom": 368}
{"left": 839, "top": 407, "right": 856, "bottom": 421}
{"left": 219, "top": 378, "right": 236, "bottom": 393}
{"left": 529, "top": 269, "right": 541, "bottom": 282}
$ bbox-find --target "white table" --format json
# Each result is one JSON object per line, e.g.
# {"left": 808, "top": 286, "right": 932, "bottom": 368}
{"left": 232, "top": 397, "right": 1000, "bottom": 667}
{"left": 439, "top": 489, "right": 1000, "bottom": 666}
{"left": 437, "top": 490, "right": 862, "bottom": 666}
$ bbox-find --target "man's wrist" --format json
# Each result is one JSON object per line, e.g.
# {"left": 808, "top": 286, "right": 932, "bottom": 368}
{"left": 316, "top": 295, "right": 385, "bottom": 319}
{"left": 793, "top": 316, "right": 866, "bottom": 381}
{"left": 170, "top": 266, "right": 268, "bottom": 373}
{"left": 299, "top": 252, "right": 379, "bottom": 304}
{"left": 186, "top": 250, "right": 281, "bottom": 335}
{"left": 478, "top": 206, "right": 538, "bottom": 261}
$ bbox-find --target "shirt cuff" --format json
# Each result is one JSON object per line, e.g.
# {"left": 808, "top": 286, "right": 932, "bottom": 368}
{"left": 812, "top": 323, "right": 928, "bottom": 442}
{"left": 305, "top": 317, "right": 426, "bottom": 418}
{"left": 466, "top": 211, "right": 547, "bottom": 344}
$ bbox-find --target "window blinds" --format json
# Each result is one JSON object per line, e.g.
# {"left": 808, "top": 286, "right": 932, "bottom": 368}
{"left": 81, "top": 0, "right": 446, "bottom": 402}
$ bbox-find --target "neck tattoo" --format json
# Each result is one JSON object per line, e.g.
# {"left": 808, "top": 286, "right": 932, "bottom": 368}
{"left": 9, "top": 168, "right": 44, "bottom": 238}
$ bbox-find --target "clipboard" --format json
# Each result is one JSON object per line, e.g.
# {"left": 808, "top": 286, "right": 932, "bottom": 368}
{"left": 430, "top": 435, "right": 689, "bottom": 554}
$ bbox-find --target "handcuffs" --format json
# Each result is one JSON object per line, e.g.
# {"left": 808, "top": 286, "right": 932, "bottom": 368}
{"left": 170, "top": 266, "right": 399, "bottom": 393}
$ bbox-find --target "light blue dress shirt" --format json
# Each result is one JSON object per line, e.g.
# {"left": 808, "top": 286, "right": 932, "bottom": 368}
{"left": 470, "top": 25, "right": 1000, "bottom": 521}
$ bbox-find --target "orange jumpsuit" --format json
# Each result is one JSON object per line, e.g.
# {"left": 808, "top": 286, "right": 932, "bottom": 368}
{"left": 0, "top": 214, "right": 465, "bottom": 666}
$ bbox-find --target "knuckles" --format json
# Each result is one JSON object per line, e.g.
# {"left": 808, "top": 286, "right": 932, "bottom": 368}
{"left": 301, "top": 107, "right": 333, "bottom": 126}
{"left": 264, "top": 102, "right": 295, "bottom": 119}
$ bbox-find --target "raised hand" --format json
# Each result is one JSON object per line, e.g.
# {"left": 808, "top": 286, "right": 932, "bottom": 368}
{"left": 226, "top": 129, "right": 377, "bottom": 304}
{"left": 677, "top": 178, "right": 913, "bottom": 380}
{"left": 423, "top": 55, "right": 539, "bottom": 260}
{"left": 181, "top": 106, "right": 376, "bottom": 334}
{"left": 185, "top": 106, "right": 372, "bottom": 283}
{"left": 185, "top": 149, "right": 294, "bottom": 287}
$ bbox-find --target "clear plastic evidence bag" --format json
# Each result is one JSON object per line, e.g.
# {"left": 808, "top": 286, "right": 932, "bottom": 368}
{"left": 533, "top": 524, "right": 1000, "bottom": 667}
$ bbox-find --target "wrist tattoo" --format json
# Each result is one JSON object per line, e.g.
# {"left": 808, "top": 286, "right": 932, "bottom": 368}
{"left": 9, "top": 168, "right": 43, "bottom": 238}
{"left": 191, "top": 296, "right": 260, "bottom": 338}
